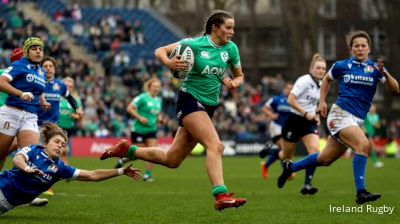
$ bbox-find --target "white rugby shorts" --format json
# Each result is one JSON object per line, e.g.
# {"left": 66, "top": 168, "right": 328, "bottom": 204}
{"left": 327, "top": 104, "right": 364, "bottom": 136}
{"left": 0, "top": 105, "right": 39, "bottom": 136}
{"left": 269, "top": 121, "right": 283, "bottom": 139}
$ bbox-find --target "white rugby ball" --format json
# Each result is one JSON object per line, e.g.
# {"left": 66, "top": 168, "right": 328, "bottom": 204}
{"left": 169, "top": 43, "right": 194, "bottom": 79}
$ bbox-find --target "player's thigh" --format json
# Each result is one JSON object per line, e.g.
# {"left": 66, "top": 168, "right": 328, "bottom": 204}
{"left": 182, "top": 111, "right": 220, "bottom": 149}
{"left": 339, "top": 126, "right": 369, "bottom": 153}
{"left": 302, "top": 133, "right": 320, "bottom": 154}
{"left": 318, "top": 136, "right": 347, "bottom": 165}
{"left": 17, "top": 130, "right": 39, "bottom": 148}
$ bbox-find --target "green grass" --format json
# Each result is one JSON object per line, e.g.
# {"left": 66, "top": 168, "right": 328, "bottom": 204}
{"left": 2, "top": 156, "right": 399, "bottom": 223}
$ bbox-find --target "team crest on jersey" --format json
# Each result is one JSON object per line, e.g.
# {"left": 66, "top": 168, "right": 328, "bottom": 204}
{"left": 53, "top": 83, "right": 60, "bottom": 91}
{"left": 26, "top": 74, "right": 35, "bottom": 82}
{"left": 364, "top": 65, "right": 374, "bottom": 73}
{"left": 347, "top": 63, "right": 352, "bottom": 69}
{"left": 48, "top": 164, "right": 58, "bottom": 173}
{"left": 220, "top": 52, "right": 228, "bottom": 63}
{"left": 3, "top": 122, "right": 10, "bottom": 130}
{"left": 343, "top": 74, "right": 351, "bottom": 83}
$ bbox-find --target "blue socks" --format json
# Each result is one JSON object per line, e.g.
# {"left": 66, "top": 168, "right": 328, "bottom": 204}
{"left": 353, "top": 154, "right": 367, "bottom": 192}
{"left": 291, "top": 153, "right": 319, "bottom": 172}
{"left": 265, "top": 148, "right": 280, "bottom": 168}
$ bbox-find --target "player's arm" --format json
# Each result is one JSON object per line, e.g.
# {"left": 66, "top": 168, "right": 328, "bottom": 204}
{"left": 223, "top": 66, "right": 244, "bottom": 89}
{"left": 154, "top": 42, "right": 187, "bottom": 71}
{"left": 376, "top": 58, "right": 399, "bottom": 95}
{"left": 75, "top": 164, "right": 141, "bottom": 182}
{"left": 262, "top": 106, "right": 278, "bottom": 121}
{"left": 13, "top": 154, "right": 44, "bottom": 175}
{"left": 126, "top": 103, "right": 147, "bottom": 124}
{"left": 0, "top": 76, "right": 22, "bottom": 97}
{"left": 318, "top": 75, "right": 333, "bottom": 117}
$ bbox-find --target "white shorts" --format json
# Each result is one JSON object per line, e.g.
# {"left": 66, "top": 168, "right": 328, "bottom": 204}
{"left": 0, "top": 189, "right": 14, "bottom": 215}
{"left": 0, "top": 105, "right": 39, "bottom": 136}
{"left": 327, "top": 104, "right": 364, "bottom": 136}
{"left": 268, "top": 121, "right": 282, "bottom": 139}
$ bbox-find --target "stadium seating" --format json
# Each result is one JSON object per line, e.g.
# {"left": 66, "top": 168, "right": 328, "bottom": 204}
{"left": 37, "top": 0, "right": 181, "bottom": 66}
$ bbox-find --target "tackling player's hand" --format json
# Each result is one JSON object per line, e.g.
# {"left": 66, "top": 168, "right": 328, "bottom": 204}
{"left": 24, "top": 166, "right": 45, "bottom": 176}
{"left": 123, "top": 164, "right": 142, "bottom": 180}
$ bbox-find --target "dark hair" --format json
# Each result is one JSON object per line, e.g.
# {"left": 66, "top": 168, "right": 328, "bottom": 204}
{"left": 203, "top": 10, "right": 234, "bottom": 35}
{"left": 347, "top": 30, "right": 371, "bottom": 48}
{"left": 40, "top": 122, "right": 67, "bottom": 144}
{"left": 41, "top": 57, "right": 57, "bottom": 68}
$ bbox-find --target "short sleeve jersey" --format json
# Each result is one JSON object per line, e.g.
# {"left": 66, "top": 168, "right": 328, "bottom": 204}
{"left": 290, "top": 74, "right": 320, "bottom": 116}
{"left": 2, "top": 58, "right": 46, "bottom": 113}
{"left": 327, "top": 57, "right": 385, "bottom": 119}
{"left": 179, "top": 35, "right": 241, "bottom": 106}
{"left": 37, "top": 79, "right": 69, "bottom": 125}
{"left": 264, "top": 93, "right": 292, "bottom": 126}
{"left": 131, "top": 92, "right": 162, "bottom": 134}
{"left": 0, "top": 145, "right": 79, "bottom": 206}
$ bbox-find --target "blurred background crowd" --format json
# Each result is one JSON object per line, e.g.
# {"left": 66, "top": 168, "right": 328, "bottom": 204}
{"left": 1, "top": 0, "right": 399, "bottom": 158}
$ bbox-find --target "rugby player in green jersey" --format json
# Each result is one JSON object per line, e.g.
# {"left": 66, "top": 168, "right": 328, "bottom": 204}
{"left": 101, "top": 10, "right": 246, "bottom": 211}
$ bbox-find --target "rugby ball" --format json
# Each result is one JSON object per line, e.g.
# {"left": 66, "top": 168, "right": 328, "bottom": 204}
{"left": 169, "top": 43, "right": 194, "bottom": 79}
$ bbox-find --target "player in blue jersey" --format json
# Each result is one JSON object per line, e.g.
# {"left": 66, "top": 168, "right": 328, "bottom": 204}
{"left": 100, "top": 10, "right": 246, "bottom": 211}
{"left": 259, "top": 82, "right": 293, "bottom": 179}
{"left": 0, "top": 123, "right": 142, "bottom": 215}
{"left": 0, "top": 37, "right": 48, "bottom": 171}
{"left": 277, "top": 31, "right": 399, "bottom": 204}
{"left": 37, "top": 57, "right": 82, "bottom": 127}
{"left": 38, "top": 57, "right": 82, "bottom": 196}
{"left": 278, "top": 53, "right": 326, "bottom": 195}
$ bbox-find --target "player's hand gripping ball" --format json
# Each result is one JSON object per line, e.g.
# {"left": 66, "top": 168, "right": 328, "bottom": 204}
{"left": 169, "top": 43, "right": 194, "bottom": 79}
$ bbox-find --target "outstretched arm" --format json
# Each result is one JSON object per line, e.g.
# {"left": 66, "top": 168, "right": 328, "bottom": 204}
{"left": 377, "top": 59, "right": 400, "bottom": 95}
{"left": 76, "top": 164, "right": 142, "bottom": 182}
{"left": 13, "top": 154, "right": 44, "bottom": 176}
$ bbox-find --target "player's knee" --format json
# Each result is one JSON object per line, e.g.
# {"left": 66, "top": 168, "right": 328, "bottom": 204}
{"left": 355, "top": 140, "right": 370, "bottom": 155}
{"left": 317, "top": 157, "right": 333, "bottom": 166}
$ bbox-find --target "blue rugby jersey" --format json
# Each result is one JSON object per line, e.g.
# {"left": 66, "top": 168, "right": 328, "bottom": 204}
{"left": 37, "top": 79, "right": 69, "bottom": 126}
{"left": 264, "top": 93, "right": 292, "bottom": 126}
{"left": 2, "top": 58, "right": 46, "bottom": 113}
{"left": 0, "top": 145, "right": 79, "bottom": 206}
{"left": 327, "top": 57, "right": 385, "bottom": 119}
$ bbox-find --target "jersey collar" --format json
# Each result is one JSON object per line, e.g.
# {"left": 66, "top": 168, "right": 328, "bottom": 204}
{"left": 351, "top": 57, "right": 372, "bottom": 66}
{"left": 206, "top": 35, "right": 223, "bottom": 49}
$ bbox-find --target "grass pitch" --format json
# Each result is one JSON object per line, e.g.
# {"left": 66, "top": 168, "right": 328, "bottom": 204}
{"left": 2, "top": 156, "right": 399, "bottom": 223}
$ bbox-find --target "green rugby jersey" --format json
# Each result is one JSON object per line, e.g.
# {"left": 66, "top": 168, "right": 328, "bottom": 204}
{"left": 179, "top": 35, "right": 241, "bottom": 106}
{"left": 0, "top": 68, "right": 8, "bottom": 106}
{"left": 131, "top": 92, "right": 162, "bottom": 134}
{"left": 58, "top": 96, "right": 82, "bottom": 129}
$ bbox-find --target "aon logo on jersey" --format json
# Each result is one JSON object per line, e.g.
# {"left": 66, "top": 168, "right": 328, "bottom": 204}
{"left": 201, "top": 65, "right": 225, "bottom": 75}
